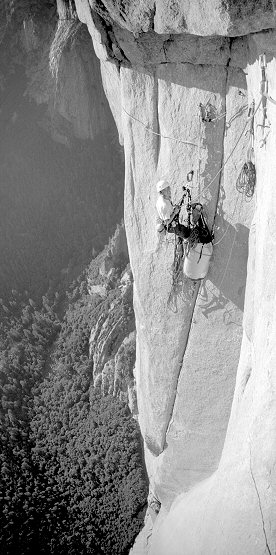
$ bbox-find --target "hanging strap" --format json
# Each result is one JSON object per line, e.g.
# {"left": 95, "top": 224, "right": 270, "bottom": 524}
{"left": 197, "top": 244, "right": 204, "bottom": 264}
{"left": 262, "top": 91, "right": 276, "bottom": 106}
{"left": 260, "top": 53, "right": 268, "bottom": 130}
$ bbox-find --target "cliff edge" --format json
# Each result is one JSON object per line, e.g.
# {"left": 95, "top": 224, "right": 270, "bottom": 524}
{"left": 73, "top": 1, "right": 276, "bottom": 553}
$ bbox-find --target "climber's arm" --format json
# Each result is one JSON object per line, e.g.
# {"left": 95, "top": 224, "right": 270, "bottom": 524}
{"left": 164, "top": 204, "right": 181, "bottom": 226}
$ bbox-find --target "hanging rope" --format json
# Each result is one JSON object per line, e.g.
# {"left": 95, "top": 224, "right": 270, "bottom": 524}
{"left": 195, "top": 96, "right": 262, "bottom": 205}
{"left": 126, "top": 95, "right": 262, "bottom": 262}
{"left": 206, "top": 98, "right": 260, "bottom": 243}
{"left": 214, "top": 60, "right": 271, "bottom": 289}
{"left": 197, "top": 107, "right": 203, "bottom": 198}
{"left": 211, "top": 110, "right": 227, "bottom": 122}
{"left": 122, "top": 107, "right": 201, "bottom": 148}
{"left": 171, "top": 237, "right": 184, "bottom": 288}
{"left": 122, "top": 101, "right": 257, "bottom": 186}
{"left": 235, "top": 101, "right": 256, "bottom": 200}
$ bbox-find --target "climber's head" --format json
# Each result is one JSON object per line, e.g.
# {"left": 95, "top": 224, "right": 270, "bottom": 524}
{"left": 156, "top": 179, "right": 171, "bottom": 199}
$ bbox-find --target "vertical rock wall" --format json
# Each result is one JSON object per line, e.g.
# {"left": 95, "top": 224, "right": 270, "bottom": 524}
{"left": 75, "top": 1, "right": 276, "bottom": 553}
{"left": 150, "top": 31, "right": 276, "bottom": 555}
{"left": 120, "top": 60, "right": 251, "bottom": 512}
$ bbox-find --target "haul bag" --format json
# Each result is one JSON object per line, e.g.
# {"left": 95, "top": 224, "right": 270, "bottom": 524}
{"left": 183, "top": 242, "right": 213, "bottom": 280}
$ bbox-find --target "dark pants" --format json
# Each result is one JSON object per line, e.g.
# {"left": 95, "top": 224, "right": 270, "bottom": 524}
{"left": 167, "top": 222, "right": 190, "bottom": 240}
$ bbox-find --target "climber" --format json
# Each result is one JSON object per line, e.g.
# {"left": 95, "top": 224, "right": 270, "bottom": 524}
{"left": 155, "top": 180, "right": 190, "bottom": 239}
{"left": 156, "top": 180, "right": 213, "bottom": 282}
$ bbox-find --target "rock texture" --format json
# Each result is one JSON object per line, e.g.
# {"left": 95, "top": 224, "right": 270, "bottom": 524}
{"left": 151, "top": 34, "right": 276, "bottom": 555}
{"left": 87, "top": 224, "right": 137, "bottom": 409}
{"left": 74, "top": 1, "right": 276, "bottom": 553}
{"left": 26, "top": 18, "right": 112, "bottom": 142}
{"left": 79, "top": 0, "right": 276, "bottom": 36}
{"left": 0, "top": 3, "right": 124, "bottom": 299}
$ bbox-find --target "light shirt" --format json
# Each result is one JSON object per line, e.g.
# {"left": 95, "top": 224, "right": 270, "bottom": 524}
{"left": 156, "top": 195, "right": 173, "bottom": 221}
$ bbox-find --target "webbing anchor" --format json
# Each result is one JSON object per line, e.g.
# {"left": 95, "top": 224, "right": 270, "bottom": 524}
{"left": 260, "top": 129, "right": 271, "bottom": 148}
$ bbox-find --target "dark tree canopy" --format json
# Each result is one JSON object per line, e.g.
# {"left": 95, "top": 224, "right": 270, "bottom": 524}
{"left": 0, "top": 277, "right": 147, "bottom": 554}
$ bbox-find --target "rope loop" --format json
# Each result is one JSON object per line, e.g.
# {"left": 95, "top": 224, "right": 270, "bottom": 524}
{"left": 236, "top": 161, "right": 256, "bottom": 200}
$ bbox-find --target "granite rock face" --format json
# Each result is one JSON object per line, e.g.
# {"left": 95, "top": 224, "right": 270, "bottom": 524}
{"left": 74, "top": 1, "right": 276, "bottom": 553}
{"left": 80, "top": 0, "right": 276, "bottom": 36}
{"left": 87, "top": 225, "right": 136, "bottom": 408}
{"left": 25, "top": 0, "right": 113, "bottom": 142}
{"left": 151, "top": 40, "right": 276, "bottom": 554}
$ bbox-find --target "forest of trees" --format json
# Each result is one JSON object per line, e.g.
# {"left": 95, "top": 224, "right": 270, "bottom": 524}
{"left": 0, "top": 3, "right": 146, "bottom": 553}
{"left": 0, "top": 275, "right": 147, "bottom": 554}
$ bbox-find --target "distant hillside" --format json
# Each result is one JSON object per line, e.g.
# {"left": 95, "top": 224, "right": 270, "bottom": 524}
{"left": 0, "top": 225, "right": 147, "bottom": 554}
{"left": 0, "top": 4, "right": 124, "bottom": 299}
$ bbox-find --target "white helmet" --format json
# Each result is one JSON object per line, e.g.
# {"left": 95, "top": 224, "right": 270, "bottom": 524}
{"left": 156, "top": 179, "right": 170, "bottom": 193}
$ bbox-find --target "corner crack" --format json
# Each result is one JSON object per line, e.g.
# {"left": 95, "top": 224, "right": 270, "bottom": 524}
{"left": 249, "top": 447, "right": 272, "bottom": 555}
{"left": 148, "top": 2, "right": 156, "bottom": 31}
{"left": 154, "top": 70, "right": 161, "bottom": 164}
{"left": 211, "top": 64, "right": 229, "bottom": 235}
{"left": 90, "top": 8, "right": 131, "bottom": 66}
{"left": 163, "top": 282, "right": 201, "bottom": 446}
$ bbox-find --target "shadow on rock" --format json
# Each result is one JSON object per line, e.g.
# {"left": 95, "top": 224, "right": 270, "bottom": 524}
{"left": 199, "top": 219, "right": 250, "bottom": 318}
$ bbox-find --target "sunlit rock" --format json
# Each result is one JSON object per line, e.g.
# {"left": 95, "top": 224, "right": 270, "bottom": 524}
{"left": 74, "top": 1, "right": 276, "bottom": 553}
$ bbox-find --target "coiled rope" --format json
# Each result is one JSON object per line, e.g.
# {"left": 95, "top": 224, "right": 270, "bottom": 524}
{"left": 124, "top": 96, "right": 262, "bottom": 263}
{"left": 195, "top": 97, "right": 262, "bottom": 203}
{"left": 236, "top": 161, "right": 256, "bottom": 200}
{"left": 123, "top": 99, "right": 261, "bottom": 206}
